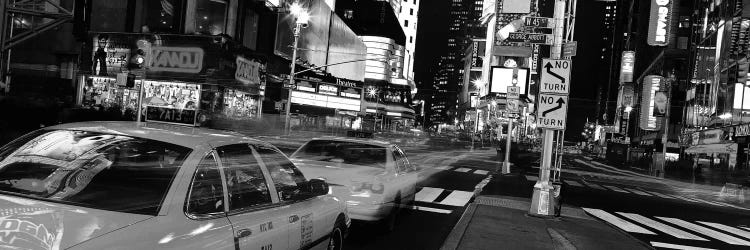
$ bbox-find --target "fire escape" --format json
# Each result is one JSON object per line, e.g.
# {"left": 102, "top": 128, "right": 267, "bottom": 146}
{"left": 0, "top": 0, "right": 74, "bottom": 92}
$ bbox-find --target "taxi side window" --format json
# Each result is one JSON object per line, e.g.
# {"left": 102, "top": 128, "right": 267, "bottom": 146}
{"left": 392, "top": 148, "right": 407, "bottom": 174}
{"left": 217, "top": 144, "right": 272, "bottom": 211}
{"left": 256, "top": 145, "right": 308, "bottom": 201}
{"left": 186, "top": 153, "right": 225, "bottom": 216}
{"left": 396, "top": 147, "right": 415, "bottom": 172}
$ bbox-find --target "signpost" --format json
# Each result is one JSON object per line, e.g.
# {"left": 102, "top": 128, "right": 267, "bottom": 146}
{"left": 537, "top": 94, "right": 568, "bottom": 130}
{"left": 562, "top": 41, "right": 577, "bottom": 57}
{"left": 540, "top": 59, "right": 571, "bottom": 94}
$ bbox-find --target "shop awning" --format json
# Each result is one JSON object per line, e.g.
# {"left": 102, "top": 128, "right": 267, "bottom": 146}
{"left": 684, "top": 143, "right": 737, "bottom": 155}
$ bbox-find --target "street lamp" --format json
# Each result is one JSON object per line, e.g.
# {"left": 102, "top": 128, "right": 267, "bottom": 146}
{"left": 285, "top": 2, "right": 309, "bottom": 135}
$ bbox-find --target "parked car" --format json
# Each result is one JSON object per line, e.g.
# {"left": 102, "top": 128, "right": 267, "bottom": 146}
{"left": 290, "top": 137, "right": 418, "bottom": 231}
{"left": 0, "top": 121, "right": 349, "bottom": 250}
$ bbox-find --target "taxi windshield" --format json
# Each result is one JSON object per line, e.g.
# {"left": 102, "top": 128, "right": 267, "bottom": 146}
{"left": 293, "top": 140, "right": 387, "bottom": 169}
{"left": 0, "top": 129, "right": 190, "bottom": 215}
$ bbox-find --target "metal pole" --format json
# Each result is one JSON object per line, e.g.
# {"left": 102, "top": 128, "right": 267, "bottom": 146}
{"left": 136, "top": 80, "right": 144, "bottom": 123}
{"left": 503, "top": 117, "right": 512, "bottom": 173}
{"left": 285, "top": 23, "right": 302, "bottom": 136}
{"left": 660, "top": 79, "right": 672, "bottom": 178}
{"left": 530, "top": 0, "right": 566, "bottom": 217}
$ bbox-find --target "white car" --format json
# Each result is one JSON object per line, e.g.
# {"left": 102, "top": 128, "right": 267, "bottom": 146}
{"left": 290, "top": 138, "right": 418, "bottom": 231}
{"left": 0, "top": 121, "right": 349, "bottom": 250}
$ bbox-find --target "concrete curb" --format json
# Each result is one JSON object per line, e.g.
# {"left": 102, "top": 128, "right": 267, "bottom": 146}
{"left": 439, "top": 203, "right": 477, "bottom": 250}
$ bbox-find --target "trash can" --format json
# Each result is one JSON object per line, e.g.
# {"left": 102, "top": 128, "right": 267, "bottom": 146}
{"left": 552, "top": 180, "right": 563, "bottom": 217}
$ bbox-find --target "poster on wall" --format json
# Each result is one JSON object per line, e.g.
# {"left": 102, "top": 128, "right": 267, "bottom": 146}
{"left": 640, "top": 75, "right": 663, "bottom": 130}
{"left": 142, "top": 81, "right": 201, "bottom": 126}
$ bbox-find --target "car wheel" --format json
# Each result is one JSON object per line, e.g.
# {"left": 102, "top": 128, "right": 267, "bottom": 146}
{"left": 328, "top": 220, "right": 345, "bottom": 250}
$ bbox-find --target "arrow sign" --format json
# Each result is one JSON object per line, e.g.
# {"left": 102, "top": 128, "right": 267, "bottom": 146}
{"left": 537, "top": 94, "right": 568, "bottom": 130}
{"left": 542, "top": 97, "right": 565, "bottom": 116}
{"left": 540, "top": 59, "right": 572, "bottom": 95}
{"left": 544, "top": 62, "right": 565, "bottom": 83}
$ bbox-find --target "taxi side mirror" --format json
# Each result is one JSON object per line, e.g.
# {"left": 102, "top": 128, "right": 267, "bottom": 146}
{"left": 308, "top": 178, "right": 329, "bottom": 196}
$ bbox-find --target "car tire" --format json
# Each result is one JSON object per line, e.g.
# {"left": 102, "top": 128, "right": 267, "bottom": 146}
{"left": 327, "top": 219, "right": 345, "bottom": 250}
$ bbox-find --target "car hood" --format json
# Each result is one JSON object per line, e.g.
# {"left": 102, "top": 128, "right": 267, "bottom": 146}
{"left": 0, "top": 194, "right": 152, "bottom": 250}
{"left": 292, "top": 159, "right": 388, "bottom": 186}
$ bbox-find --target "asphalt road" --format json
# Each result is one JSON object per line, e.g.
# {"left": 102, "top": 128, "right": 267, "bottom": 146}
{"left": 538, "top": 154, "right": 750, "bottom": 250}
{"left": 271, "top": 137, "right": 500, "bottom": 250}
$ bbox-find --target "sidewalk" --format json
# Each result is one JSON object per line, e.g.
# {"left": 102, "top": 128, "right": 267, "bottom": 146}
{"left": 441, "top": 171, "right": 649, "bottom": 250}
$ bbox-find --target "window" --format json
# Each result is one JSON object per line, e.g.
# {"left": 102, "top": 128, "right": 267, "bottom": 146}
{"left": 392, "top": 149, "right": 406, "bottom": 173}
{"left": 405, "top": 20, "right": 409, "bottom": 27}
{"left": 242, "top": 10, "right": 259, "bottom": 50}
{"left": 256, "top": 145, "right": 308, "bottom": 201}
{"left": 0, "top": 130, "right": 190, "bottom": 215}
{"left": 217, "top": 144, "right": 272, "bottom": 211}
{"left": 293, "top": 140, "right": 387, "bottom": 169}
{"left": 195, "top": 0, "right": 228, "bottom": 35}
{"left": 410, "top": 9, "right": 414, "bottom": 15}
{"left": 410, "top": 36, "right": 413, "bottom": 43}
{"left": 142, "top": 0, "right": 184, "bottom": 33}
{"left": 344, "top": 9, "right": 354, "bottom": 19}
{"left": 186, "top": 153, "right": 224, "bottom": 216}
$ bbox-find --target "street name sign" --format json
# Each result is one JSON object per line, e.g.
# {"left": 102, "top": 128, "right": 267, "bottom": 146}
{"left": 506, "top": 32, "right": 553, "bottom": 45}
{"left": 540, "top": 59, "right": 571, "bottom": 94}
{"left": 507, "top": 86, "right": 520, "bottom": 99}
{"left": 537, "top": 94, "right": 568, "bottom": 130}
{"left": 524, "top": 17, "right": 554, "bottom": 28}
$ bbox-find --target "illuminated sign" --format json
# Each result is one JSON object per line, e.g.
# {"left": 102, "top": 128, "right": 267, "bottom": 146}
{"left": 291, "top": 91, "right": 361, "bottom": 111}
{"left": 235, "top": 56, "right": 262, "bottom": 85}
{"left": 640, "top": 75, "right": 663, "bottom": 130}
{"left": 148, "top": 46, "right": 204, "bottom": 73}
{"left": 489, "top": 67, "right": 529, "bottom": 94}
{"left": 319, "top": 84, "right": 338, "bottom": 96}
{"left": 620, "top": 51, "right": 635, "bottom": 82}
{"left": 647, "top": 0, "right": 675, "bottom": 46}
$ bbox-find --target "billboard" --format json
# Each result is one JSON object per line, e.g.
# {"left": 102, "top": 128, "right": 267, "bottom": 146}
{"left": 275, "top": 0, "right": 332, "bottom": 73}
{"left": 326, "top": 13, "right": 367, "bottom": 81}
{"left": 620, "top": 51, "right": 635, "bottom": 83}
{"left": 640, "top": 75, "right": 663, "bottom": 130}
{"left": 647, "top": 0, "right": 676, "bottom": 46}
{"left": 490, "top": 67, "right": 529, "bottom": 94}
{"left": 500, "top": 0, "right": 531, "bottom": 14}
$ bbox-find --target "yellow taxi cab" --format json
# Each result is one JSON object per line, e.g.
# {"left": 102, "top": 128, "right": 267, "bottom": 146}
{"left": 289, "top": 134, "right": 418, "bottom": 231}
{"left": 0, "top": 121, "right": 349, "bottom": 250}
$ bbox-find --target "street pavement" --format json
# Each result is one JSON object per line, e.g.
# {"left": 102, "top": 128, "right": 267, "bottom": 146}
{"left": 263, "top": 135, "right": 750, "bottom": 249}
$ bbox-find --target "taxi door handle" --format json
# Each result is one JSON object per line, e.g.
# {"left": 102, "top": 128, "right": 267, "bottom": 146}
{"left": 289, "top": 215, "right": 299, "bottom": 223}
{"left": 236, "top": 228, "right": 252, "bottom": 238}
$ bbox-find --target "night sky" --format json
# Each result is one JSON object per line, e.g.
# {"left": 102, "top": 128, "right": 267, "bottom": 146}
{"left": 414, "top": 0, "right": 604, "bottom": 141}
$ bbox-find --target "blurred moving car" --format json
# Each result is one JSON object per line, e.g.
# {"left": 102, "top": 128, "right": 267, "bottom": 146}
{"left": 290, "top": 137, "right": 418, "bottom": 231}
{"left": 0, "top": 121, "right": 349, "bottom": 250}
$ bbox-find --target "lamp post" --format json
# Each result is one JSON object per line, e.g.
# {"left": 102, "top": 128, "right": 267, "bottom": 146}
{"left": 285, "top": 3, "right": 309, "bottom": 135}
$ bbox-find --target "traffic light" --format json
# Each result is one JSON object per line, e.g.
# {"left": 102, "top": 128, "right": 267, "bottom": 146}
{"left": 128, "top": 49, "right": 145, "bottom": 70}
{"left": 126, "top": 73, "right": 135, "bottom": 88}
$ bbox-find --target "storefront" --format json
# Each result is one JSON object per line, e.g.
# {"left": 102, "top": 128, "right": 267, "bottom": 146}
{"left": 683, "top": 128, "right": 737, "bottom": 169}
{"left": 287, "top": 71, "right": 365, "bottom": 131}
{"left": 77, "top": 32, "right": 267, "bottom": 127}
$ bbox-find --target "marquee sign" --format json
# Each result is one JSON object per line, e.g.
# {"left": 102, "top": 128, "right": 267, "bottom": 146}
{"left": 647, "top": 0, "right": 675, "bottom": 46}
{"left": 148, "top": 46, "right": 204, "bottom": 73}
{"left": 640, "top": 75, "right": 663, "bottom": 130}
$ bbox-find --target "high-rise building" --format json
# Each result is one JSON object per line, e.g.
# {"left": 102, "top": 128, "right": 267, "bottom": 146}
{"left": 595, "top": 0, "right": 622, "bottom": 125}
{"left": 398, "top": 0, "right": 420, "bottom": 84}
{"left": 428, "top": 0, "right": 484, "bottom": 124}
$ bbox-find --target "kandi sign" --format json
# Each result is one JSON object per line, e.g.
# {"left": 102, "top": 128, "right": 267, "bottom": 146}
{"left": 647, "top": 0, "right": 675, "bottom": 46}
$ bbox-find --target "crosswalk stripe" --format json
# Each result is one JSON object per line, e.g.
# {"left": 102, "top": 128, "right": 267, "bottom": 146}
{"left": 623, "top": 188, "right": 654, "bottom": 197}
{"left": 473, "top": 170, "right": 489, "bottom": 175}
{"left": 582, "top": 208, "right": 656, "bottom": 235}
{"left": 601, "top": 185, "right": 630, "bottom": 193}
{"left": 617, "top": 212, "right": 707, "bottom": 241}
{"left": 698, "top": 221, "right": 750, "bottom": 240}
{"left": 656, "top": 217, "right": 750, "bottom": 246}
{"left": 526, "top": 175, "right": 539, "bottom": 181}
{"left": 415, "top": 187, "right": 444, "bottom": 203}
{"left": 650, "top": 242, "right": 716, "bottom": 250}
{"left": 741, "top": 226, "right": 750, "bottom": 231}
{"left": 406, "top": 205, "right": 452, "bottom": 214}
{"left": 564, "top": 180, "right": 585, "bottom": 187}
{"left": 439, "top": 190, "right": 474, "bottom": 207}
{"left": 454, "top": 167, "right": 471, "bottom": 172}
{"left": 434, "top": 166, "right": 451, "bottom": 170}
{"left": 667, "top": 194, "right": 700, "bottom": 203}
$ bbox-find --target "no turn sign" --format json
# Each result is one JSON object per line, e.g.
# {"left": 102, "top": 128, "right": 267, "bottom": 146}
{"left": 540, "top": 59, "right": 571, "bottom": 94}
{"left": 537, "top": 93, "right": 568, "bottom": 130}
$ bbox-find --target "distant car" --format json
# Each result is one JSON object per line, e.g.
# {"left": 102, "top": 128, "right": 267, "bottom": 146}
{"left": 290, "top": 137, "right": 418, "bottom": 231}
{"left": 0, "top": 121, "right": 349, "bottom": 250}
